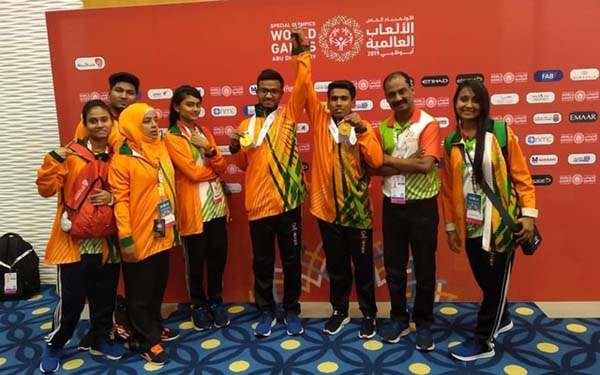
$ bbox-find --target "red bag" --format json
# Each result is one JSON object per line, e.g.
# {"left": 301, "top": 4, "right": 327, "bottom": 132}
{"left": 63, "top": 143, "right": 117, "bottom": 240}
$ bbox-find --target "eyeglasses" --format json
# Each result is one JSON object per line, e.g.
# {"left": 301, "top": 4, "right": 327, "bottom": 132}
{"left": 256, "top": 88, "right": 283, "bottom": 96}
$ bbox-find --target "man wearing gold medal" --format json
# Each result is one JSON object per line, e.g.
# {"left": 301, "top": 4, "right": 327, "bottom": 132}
{"left": 303, "top": 60, "right": 384, "bottom": 338}
{"left": 228, "top": 28, "right": 310, "bottom": 337}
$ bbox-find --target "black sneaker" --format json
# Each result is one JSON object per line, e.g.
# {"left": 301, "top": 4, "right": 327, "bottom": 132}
{"left": 160, "top": 327, "right": 180, "bottom": 342}
{"left": 323, "top": 310, "right": 350, "bottom": 335}
{"left": 191, "top": 307, "right": 212, "bottom": 331}
{"left": 415, "top": 327, "right": 435, "bottom": 351}
{"left": 77, "top": 330, "right": 93, "bottom": 351}
{"left": 141, "top": 343, "right": 169, "bottom": 366}
{"left": 210, "top": 304, "right": 231, "bottom": 328}
{"left": 358, "top": 316, "right": 376, "bottom": 339}
{"left": 380, "top": 319, "right": 410, "bottom": 343}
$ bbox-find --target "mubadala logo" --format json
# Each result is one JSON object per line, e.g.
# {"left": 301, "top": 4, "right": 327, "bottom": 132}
{"left": 526, "top": 92, "right": 555, "bottom": 104}
{"left": 75, "top": 56, "right": 105, "bottom": 70}
{"left": 435, "top": 117, "right": 450, "bottom": 128}
{"left": 526, "top": 134, "right": 554, "bottom": 145}
{"left": 147, "top": 88, "right": 173, "bottom": 100}
{"left": 211, "top": 106, "right": 237, "bottom": 117}
{"left": 568, "top": 153, "right": 596, "bottom": 165}
{"left": 531, "top": 174, "right": 553, "bottom": 186}
{"left": 529, "top": 154, "right": 558, "bottom": 166}
{"left": 569, "top": 111, "right": 597, "bottom": 123}
{"left": 534, "top": 70, "right": 563, "bottom": 82}
{"left": 353, "top": 100, "right": 373, "bottom": 111}
{"left": 533, "top": 112, "right": 561, "bottom": 124}
{"left": 491, "top": 93, "right": 519, "bottom": 105}
{"left": 314, "top": 81, "right": 332, "bottom": 93}
{"left": 421, "top": 75, "right": 450, "bottom": 87}
{"left": 570, "top": 68, "right": 599, "bottom": 81}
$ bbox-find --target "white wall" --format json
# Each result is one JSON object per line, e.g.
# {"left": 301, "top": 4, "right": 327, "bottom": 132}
{"left": 0, "top": 0, "right": 83, "bottom": 284}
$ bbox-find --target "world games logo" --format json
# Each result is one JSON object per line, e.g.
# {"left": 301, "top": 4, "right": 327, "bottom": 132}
{"left": 319, "top": 16, "right": 364, "bottom": 62}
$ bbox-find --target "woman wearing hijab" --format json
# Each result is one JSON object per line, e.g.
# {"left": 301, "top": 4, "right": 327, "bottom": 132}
{"left": 441, "top": 80, "right": 537, "bottom": 361}
{"left": 109, "top": 103, "right": 180, "bottom": 365}
{"left": 165, "top": 86, "right": 230, "bottom": 331}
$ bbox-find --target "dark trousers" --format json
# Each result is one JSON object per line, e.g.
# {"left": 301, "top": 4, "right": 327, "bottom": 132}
{"left": 122, "top": 250, "right": 170, "bottom": 351}
{"left": 318, "top": 219, "right": 377, "bottom": 317}
{"left": 249, "top": 207, "right": 302, "bottom": 314}
{"left": 183, "top": 217, "right": 228, "bottom": 307}
{"left": 382, "top": 197, "right": 438, "bottom": 327}
{"left": 48, "top": 254, "right": 120, "bottom": 348}
{"left": 465, "top": 237, "right": 513, "bottom": 343}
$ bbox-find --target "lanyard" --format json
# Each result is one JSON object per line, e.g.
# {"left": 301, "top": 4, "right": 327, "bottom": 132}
{"left": 247, "top": 109, "right": 278, "bottom": 146}
{"left": 462, "top": 137, "right": 479, "bottom": 191}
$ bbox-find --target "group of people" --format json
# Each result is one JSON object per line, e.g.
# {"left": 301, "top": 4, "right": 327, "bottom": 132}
{"left": 36, "top": 28, "right": 537, "bottom": 373}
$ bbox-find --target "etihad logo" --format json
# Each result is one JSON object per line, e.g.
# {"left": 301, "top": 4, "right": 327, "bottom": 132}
{"left": 456, "top": 73, "right": 484, "bottom": 84}
{"left": 491, "top": 93, "right": 519, "bottom": 105}
{"left": 529, "top": 154, "right": 558, "bottom": 166}
{"left": 421, "top": 75, "right": 449, "bottom": 87}
{"left": 526, "top": 134, "right": 554, "bottom": 145}
{"left": 569, "top": 111, "right": 597, "bottom": 123}
{"left": 568, "top": 153, "right": 596, "bottom": 165}
{"left": 74, "top": 56, "right": 105, "bottom": 71}
{"left": 570, "top": 68, "right": 599, "bottom": 81}
{"left": 147, "top": 88, "right": 173, "bottom": 100}
{"left": 211, "top": 106, "right": 237, "bottom": 117}
{"left": 534, "top": 70, "right": 563, "bottom": 82}
{"left": 435, "top": 117, "right": 450, "bottom": 128}
{"left": 533, "top": 112, "right": 561, "bottom": 124}
{"left": 353, "top": 100, "right": 373, "bottom": 111}
{"left": 526, "top": 92, "right": 555, "bottom": 104}
{"left": 531, "top": 174, "right": 553, "bottom": 186}
{"left": 319, "top": 15, "right": 364, "bottom": 62}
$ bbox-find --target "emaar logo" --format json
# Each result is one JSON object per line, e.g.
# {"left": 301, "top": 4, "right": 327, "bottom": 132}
{"left": 569, "top": 111, "right": 597, "bottom": 123}
{"left": 529, "top": 154, "right": 558, "bottom": 166}
{"left": 568, "top": 153, "right": 596, "bottom": 165}
{"left": 211, "top": 106, "right": 237, "bottom": 117}
{"left": 526, "top": 134, "right": 554, "bottom": 145}
{"left": 534, "top": 70, "right": 563, "bottom": 82}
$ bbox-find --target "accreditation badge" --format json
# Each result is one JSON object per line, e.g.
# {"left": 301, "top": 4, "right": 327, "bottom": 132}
{"left": 466, "top": 193, "right": 483, "bottom": 224}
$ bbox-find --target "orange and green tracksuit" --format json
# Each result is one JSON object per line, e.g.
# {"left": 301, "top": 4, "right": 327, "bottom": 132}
{"left": 165, "top": 123, "right": 227, "bottom": 237}
{"left": 233, "top": 50, "right": 311, "bottom": 221}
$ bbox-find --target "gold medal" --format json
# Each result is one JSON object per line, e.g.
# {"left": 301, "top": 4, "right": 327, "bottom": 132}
{"left": 240, "top": 133, "right": 253, "bottom": 147}
{"left": 338, "top": 121, "right": 352, "bottom": 137}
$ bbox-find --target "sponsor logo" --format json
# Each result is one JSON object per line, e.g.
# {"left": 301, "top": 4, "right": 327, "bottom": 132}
{"left": 221, "top": 86, "right": 232, "bottom": 97}
{"left": 297, "top": 122, "right": 310, "bottom": 134}
{"left": 353, "top": 100, "right": 373, "bottom": 111}
{"left": 147, "top": 88, "right": 173, "bottom": 100}
{"left": 491, "top": 93, "right": 519, "bottom": 105}
{"left": 425, "top": 97, "right": 437, "bottom": 108}
{"left": 299, "top": 143, "right": 311, "bottom": 153}
{"left": 560, "top": 174, "right": 596, "bottom": 185}
{"left": 531, "top": 174, "right": 553, "bottom": 186}
{"left": 526, "top": 134, "right": 554, "bottom": 145}
{"left": 456, "top": 73, "right": 484, "bottom": 84}
{"left": 249, "top": 84, "right": 257, "bottom": 95}
{"left": 380, "top": 99, "right": 391, "bottom": 110}
{"left": 526, "top": 92, "right": 555, "bottom": 104}
{"left": 568, "top": 153, "right": 596, "bottom": 165}
{"left": 570, "top": 68, "right": 599, "bottom": 81}
{"left": 226, "top": 164, "right": 239, "bottom": 175}
{"left": 74, "top": 56, "right": 105, "bottom": 70}
{"left": 357, "top": 79, "right": 369, "bottom": 90}
{"left": 421, "top": 75, "right": 449, "bottom": 87}
{"left": 435, "top": 117, "right": 449, "bottom": 128}
{"left": 195, "top": 87, "right": 205, "bottom": 97}
{"left": 491, "top": 72, "right": 527, "bottom": 84}
{"left": 243, "top": 105, "right": 256, "bottom": 116}
{"left": 319, "top": 15, "right": 364, "bottom": 62}
{"left": 533, "top": 112, "right": 561, "bottom": 124}
{"left": 223, "top": 183, "right": 242, "bottom": 194}
{"left": 314, "top": 81, "right": 331, "bottom": 93}
{"left": 502, "top": 114, "right": 514, "bottom": 125}
{"left": 529, "top": 154, "right": 558, "bottom": 166}
{"left": 211, "top": 106, "right": 237, "bottom": 117}
{"left": 302, "top": 161, "right": 310, "bottom": 172}
{"left": 534, "top": 70, "right": 563, "bottom": 82}
{"left": 217, "top": 145, "right": 231, "bottom": 156}
{"left": 569, "top": 111, "right": 598, "bottom": 123}
{"left": 224, "top": 126, "right": 235, "bottom": 136}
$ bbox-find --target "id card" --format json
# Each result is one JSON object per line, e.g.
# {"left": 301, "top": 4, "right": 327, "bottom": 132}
{"left": 466, "top": 193, "right": 483, "bottom": 224}
{"left": 210, "top": 181, "right": 224, "bottom": 204}
{"left": 157, "top": 200, "right": 176, "bottom": 227}
{"left": 390, "top": 175, "right": 406, "bottom": 204}
{"left": 4, "top": 272, "right": 17, "bottom": 294}
{"left": 153, "top": 218, "right": 166, "bottom": 238}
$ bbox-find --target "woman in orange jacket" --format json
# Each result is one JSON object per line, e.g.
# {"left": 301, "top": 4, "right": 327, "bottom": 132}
{"left": 440, "top": 80, "right": 537, "bottom": 362}
{"left": 165, "top": 86, "right": 230, "bottom": 331}
{"left": 108, "top": 102, "right": 180, "bottom": 366}
{"left": 37, "top": 100, "right": 123, "bottom": 374}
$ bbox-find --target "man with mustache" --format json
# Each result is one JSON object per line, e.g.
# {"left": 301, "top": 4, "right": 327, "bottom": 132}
{"left": 369, "top": 71, "right": 441, "bottom": 351}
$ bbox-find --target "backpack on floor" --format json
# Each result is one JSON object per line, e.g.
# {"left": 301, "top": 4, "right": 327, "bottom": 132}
{"left": 0, "top": 233, "right": 40, "bottom": 301}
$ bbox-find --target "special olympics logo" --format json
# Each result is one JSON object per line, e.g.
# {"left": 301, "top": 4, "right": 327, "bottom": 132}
{"left": 319, "top": 16, "right": 364, "bottom": 62}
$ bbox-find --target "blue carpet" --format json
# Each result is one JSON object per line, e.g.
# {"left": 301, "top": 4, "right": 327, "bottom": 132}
{"left": 1, "top": 287, "right": 598, "bottom": 374}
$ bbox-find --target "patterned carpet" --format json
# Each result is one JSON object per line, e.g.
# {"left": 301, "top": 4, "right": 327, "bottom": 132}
{"left": 1, "top": 287, "right": 598, "bottom": 374}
